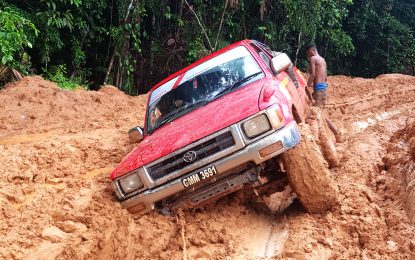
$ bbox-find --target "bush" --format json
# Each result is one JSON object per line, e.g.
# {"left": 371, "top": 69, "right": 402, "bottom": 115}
{"left": 43, "top": 65, "right": 87, "bottom": 90}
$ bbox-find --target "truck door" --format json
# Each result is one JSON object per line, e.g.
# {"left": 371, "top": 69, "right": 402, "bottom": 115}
{"left": 250, "top": 42, "right": 304, "bottom": 117}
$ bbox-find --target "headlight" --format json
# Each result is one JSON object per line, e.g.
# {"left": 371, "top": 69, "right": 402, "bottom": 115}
{"left": 119, "top": 172, "right": 144, "bottom": 194}
{"left": 242, "top": 114, "right": 271, "bottom": 138}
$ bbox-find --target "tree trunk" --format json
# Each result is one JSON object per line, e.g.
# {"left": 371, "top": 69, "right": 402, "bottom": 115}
{"left": 103, "top": 0, "right": 136, "bottom": 85}
{"left": 294, "top": 31, "right": 302, "bottom": 66}
{"left": 175, "top": 0, "right": 184, "bottom": 42}
{"left": 214, "top": 0, "right": 229, "bottom": 50}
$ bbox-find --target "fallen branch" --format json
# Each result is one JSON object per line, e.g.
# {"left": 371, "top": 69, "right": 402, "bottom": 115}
{"left": 214, "top": 0, "right": 229, "bottom": 50}
{"left": 184, "top": 0, "right": 213, "bottom": 51}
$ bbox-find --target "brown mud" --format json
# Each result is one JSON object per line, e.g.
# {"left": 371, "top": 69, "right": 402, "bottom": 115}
{"left": 0, "top": 74, "right": 414, "bottom": 259}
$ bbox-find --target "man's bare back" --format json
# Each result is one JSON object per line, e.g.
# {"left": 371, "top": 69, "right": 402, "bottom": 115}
{"left": 304, "top": 44, "right": 341, "bottom": 140}
{"left": 306, "top": 49, "right": 327, "bottom": 87}
{"left": 305, "top": 45, "right": 328, "bottom": 108}
{"left": 309, "top": 55, "right": 327, "bottom": 85}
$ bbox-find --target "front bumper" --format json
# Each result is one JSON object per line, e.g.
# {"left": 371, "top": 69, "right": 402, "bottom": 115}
{"left": 119, "top": 121, "right": 301, "bottom": 214}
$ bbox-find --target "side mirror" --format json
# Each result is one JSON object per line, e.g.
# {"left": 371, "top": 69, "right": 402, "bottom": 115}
{"left": 270, "top": 53, "right": 292, "bottom": 75}
{"left": 128, "top": 126, "right": 144, "bottom": 143}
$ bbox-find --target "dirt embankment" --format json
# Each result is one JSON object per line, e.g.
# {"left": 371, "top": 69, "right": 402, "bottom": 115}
{"left": 0, "top": 74, "right": 414, "bottom": 259}
{"left": 383, "top": 117, "right": 415, "bottom": 224}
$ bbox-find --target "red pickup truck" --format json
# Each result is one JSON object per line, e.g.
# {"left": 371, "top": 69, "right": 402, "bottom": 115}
{"left": 110, "top": 40, "right": 338, "bottom": 215}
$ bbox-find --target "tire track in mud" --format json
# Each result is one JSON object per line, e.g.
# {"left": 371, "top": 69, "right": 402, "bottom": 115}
{"left": 326, "top": 74, "right": 415, "bottom": 121}
{"left": 232, "top": 212, "right": 289, "bottom": 259}
{"left": 0, "top": 132, "right": 54, "bottom": 145}
{"left": 262, "top": 218, "right": 288, "bottom": 258}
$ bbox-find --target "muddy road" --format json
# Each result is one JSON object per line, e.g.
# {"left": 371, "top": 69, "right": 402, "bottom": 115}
{"left": 0, "top": 74, "right": 414, "bottom": 259}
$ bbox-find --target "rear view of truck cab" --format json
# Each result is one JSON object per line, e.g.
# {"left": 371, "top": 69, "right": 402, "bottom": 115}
{"left": 110, "top": 40, "right": 310, "bottom": 215}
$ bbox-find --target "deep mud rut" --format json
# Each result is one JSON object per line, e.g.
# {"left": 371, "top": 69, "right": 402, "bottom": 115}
{"left": 0, "top": 74, "right": 414, "bottom": 259}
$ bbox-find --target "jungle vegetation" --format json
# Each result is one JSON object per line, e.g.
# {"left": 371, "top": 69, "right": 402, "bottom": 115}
{"left": 1, "top": 0, "right": 415, "bottom": 93}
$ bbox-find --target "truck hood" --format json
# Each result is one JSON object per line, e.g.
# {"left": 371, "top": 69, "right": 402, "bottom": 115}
{"left": 110, "top": 78, "right": 266, "bottom": 179}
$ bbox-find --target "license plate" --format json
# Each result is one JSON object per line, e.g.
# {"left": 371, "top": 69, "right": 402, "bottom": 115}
{"left": 181, "top": 165, "right": 218, "bottom": 188}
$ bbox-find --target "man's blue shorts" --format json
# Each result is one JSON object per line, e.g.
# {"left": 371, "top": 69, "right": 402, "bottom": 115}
{"left": 314, "top": 82, "right": 327, "bottom": 91}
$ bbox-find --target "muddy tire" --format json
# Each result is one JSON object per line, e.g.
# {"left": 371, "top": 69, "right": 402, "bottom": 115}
{"left": 307, "top": 107, "right": 339, "bottom": 168}
{"left": 282, "top": 123, "right": 339, "bottom": 213}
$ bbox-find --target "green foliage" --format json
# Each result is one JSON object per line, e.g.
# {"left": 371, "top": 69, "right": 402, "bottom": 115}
{"left": 0, "top": 6, "right": 38, "bottom": 72}
{"left": 186, "top": 37, "right": 210, "bottom": 63}
{"left": 1, "top": 0, "right": 415, "bottom": 92}
{"left": 43, "top": 64, "right": 86, "bottom": 90}
{"left": 70, "top": 38, "right": 85, "bottom": 72}
{"left": 345, "top": 0, "right": 415, "bottom": 76}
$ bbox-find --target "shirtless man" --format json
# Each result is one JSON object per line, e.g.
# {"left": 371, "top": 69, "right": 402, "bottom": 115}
{"left": 306, "top": 44, "right": 328, "bottom": 108}
{"left": 305, "top": 44, "right": 342, "bottom": 142}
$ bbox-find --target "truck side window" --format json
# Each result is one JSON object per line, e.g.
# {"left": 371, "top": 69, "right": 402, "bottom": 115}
{"left": 250, "top": 43, "right": 272, "bottom": 72}
{"left": 252, "top": 41, "right": 300, "bottom": 88}
{"left": 255, "top": 42, "right": 276, "bottom": 57}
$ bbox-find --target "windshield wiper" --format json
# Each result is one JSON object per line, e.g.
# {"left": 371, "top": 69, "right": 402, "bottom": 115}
{"left": 211, "top": 72, "right": 262, "bottom": 101}
{"left": 150, "top": 99, "right": 209, "bottom": 133}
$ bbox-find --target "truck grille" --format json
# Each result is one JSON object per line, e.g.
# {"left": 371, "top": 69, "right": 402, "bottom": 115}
{"left": 148, "top": 131, "right": 235, "bottom": 180}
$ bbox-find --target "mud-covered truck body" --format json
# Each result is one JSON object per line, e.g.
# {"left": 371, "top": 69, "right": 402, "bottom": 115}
{"left": 110, "top": 40, "right": 313, "bottom": 215}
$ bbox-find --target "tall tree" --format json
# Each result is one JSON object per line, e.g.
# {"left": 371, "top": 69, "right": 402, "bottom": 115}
{"left": 345, "top": 0, "right": 415, "bottom": 76}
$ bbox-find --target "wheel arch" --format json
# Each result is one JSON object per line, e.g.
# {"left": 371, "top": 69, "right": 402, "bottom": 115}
{"left": 292, "top": 105, "right": 303, "bottom": 123}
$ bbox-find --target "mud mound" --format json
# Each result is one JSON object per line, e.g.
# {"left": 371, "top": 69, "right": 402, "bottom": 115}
{"left": 375, "top": 73, "right": 415, "bottom": 80}
{"left": 326, "top": 74, "right": 415, "bottom": 119}
{"left": 383, "top": 117, "right": 415, "bottom": 224}
{"left": 0, "top": 76, "right": 146, "bottom": 137}
{"left": 0, "top": 76, "right": 148, "bottom": 258}
{"left": 281, "top": 105, "right": 415, "bottom": 259}
{"left": 3, "top": 75, "right": 59, "bottom": 90}
{"left": 98, "top": 85, "right": 125, "bottom": 95}
{"left": 1, "top": 74, "right": 415, "bottom": 259}
{"left": 403, "top": 119, "right": 415, "bottom": 224}
{"left": 405, "top": 118, "right": 415, "bottom": 160}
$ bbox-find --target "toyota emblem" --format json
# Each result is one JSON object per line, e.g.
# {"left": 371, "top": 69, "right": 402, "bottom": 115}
{"left": 183, "top": 151, "right": 197, "bottom": 163}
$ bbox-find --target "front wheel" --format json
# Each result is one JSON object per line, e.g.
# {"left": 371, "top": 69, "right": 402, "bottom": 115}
{"left": 282, "top": 123, "right": 339, "bottom": 213}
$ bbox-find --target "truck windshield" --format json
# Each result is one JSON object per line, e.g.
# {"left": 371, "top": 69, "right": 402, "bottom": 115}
{"left": 147, "top": 46, "right": 263, "bottom": 134}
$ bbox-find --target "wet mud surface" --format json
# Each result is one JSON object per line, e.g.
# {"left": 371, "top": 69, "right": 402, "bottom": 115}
{"left": 1, "top": 74, "right": 414, "bottom": 259}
